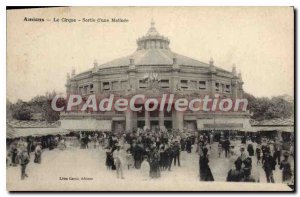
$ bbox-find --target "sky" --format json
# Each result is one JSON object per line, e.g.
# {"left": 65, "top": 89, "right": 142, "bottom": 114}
{"left": 7, "top": 7, "right": 294, "bottom": 103}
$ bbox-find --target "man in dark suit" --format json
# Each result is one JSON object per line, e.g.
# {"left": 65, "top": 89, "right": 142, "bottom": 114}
{"left": 224, "top": 138, "right": 230, "bottom": 158}
{"left": 273, "top": 140, "right": 282, "bottom": 165}
{"left": 173, "top": 141, "right": 181, "bottom": 167}
{"left": 262, "top": 150, "right": 276, "bottom": 183}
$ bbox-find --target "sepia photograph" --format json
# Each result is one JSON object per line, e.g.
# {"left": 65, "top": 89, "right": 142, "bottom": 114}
{"left": 6, "top": 6, "right": 295, "bottom": 191}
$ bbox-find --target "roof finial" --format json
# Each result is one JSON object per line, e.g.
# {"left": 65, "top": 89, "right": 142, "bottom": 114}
{"left": 151, "top": 18, "right": 155, "bottom": 27}
{"left": 232, "top": 64, "right": 237, "bottom": 76}
{"left": 71, "top": 67, "right": 76, "bottom": 77}
{"left": 238, "top": 70, "right": 242, "bottom": 80}
{"left": 209, "top": 57, "right": 214, "bottom": 66}
{"left": 93, "top": 59, "right": 98, "bottom": 67}
{"left": 146, "top": 19, "right": 159, "bottom": 36}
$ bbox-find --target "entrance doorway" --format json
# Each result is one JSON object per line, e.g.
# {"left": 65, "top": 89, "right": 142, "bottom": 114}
{"left": 164, "top": 120, "right": 172, "bottom": 129}
{"left": 112, "top": 121, "right": 125, "bottom": 132}
{"left": 150, "top": 120, "right": 159, "bottom": 130}
{"left": 137, "top": 120, "right": 145, "bottom": 129}
{"left": 184, "top": 120, "right": 197, "bottom": 131}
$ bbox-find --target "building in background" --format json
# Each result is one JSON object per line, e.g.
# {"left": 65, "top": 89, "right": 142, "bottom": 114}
{"left": 61, "top": 21, "right": 250, "bottom": 133}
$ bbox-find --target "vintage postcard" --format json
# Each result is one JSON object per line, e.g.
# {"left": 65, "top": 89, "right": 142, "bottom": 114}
{"left": 6, "top": 7, "right": 294, "bottom": 191}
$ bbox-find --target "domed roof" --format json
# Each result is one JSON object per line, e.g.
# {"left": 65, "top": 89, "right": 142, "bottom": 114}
{"left": 95, "top": 20, "right": 212, "bottom": 69}
{"left": 98, "top": 50, "right": 209, "bottom": 68}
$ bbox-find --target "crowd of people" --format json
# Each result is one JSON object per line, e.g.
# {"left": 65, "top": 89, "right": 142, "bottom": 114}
{"left": 100, "top": 129, "right": 194, "bottom": 179}
{"left": 6, "top": 129, "right": 294, "bottom": 185}
{"left": 197, "top": 133, "right": 294, "bottom": 184}
{"left": 6, "top": 135, "right": 67, "bottom": 180}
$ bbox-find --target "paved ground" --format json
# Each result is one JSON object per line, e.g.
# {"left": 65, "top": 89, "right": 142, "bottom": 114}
{"left": 6, "top": 141, "right": 293, "bottom": 191}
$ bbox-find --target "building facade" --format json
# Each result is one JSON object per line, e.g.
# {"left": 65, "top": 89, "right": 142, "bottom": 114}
{"left": 60, "top": 21, "right": 251, "bottom": 132}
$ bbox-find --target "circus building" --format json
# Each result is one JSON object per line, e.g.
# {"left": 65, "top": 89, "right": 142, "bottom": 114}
{"left": 60, "top": 21, "right": 251, "bottom": 133}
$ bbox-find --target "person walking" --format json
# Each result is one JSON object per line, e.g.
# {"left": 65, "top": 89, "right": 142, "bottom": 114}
{"left": 199, "top": 147, "right": 214, "bottom": 181}
{"left": 247, "top": 143, "right": 254, "bottom": 156}
{"left": 34, "top": 143, "right": 42, "bottom": 164}
{"left": 186, "top": 137, "right": 192, "bottom": 153}
{"left": 173, "top": 141, "right": 181, "bottom": 167}
{"left": 218, "top": 142, "right": 222, "bottom": 158}
{"left": 262, "top": 150, "right": 276, "bottom": 183}
{"left": 280, "top": 152, "right": 293, "bottom": 183}
{"left": 226, "top": 158, "right": 244, "bottom": 182}
{"left": 256, "top": 145, "right": 262, "bottom": 165}
{"left": 113, "top": 144, "right": 125, "bottom": 179}
{"left": 241, "top": 167, "right": 256, "bottom": 182}
{"left": 105, "top": 148, "right": 114, "bottom": 170}
{"left": 273, "top": 140, "right": 282, "bottom": 165}
{"left": 20, "top": 150, "right": 30, "bottom": 180}
{"left": 11, "top": 143, "right": 19, "bottom": 167}
{"left": 224, "top": 138, "right": 230, "bottom": 158}
{"left": 140, "top": 155, "right": 150, "bottom": 180}
{"left": 149, "top": 148, "right": 161, "bottom": 178}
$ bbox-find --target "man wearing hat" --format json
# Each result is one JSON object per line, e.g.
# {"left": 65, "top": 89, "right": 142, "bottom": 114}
{"left": 239, "top": 147, "right": 248, "bottom": 162}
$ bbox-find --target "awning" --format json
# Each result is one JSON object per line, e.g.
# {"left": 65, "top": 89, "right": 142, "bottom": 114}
{"left": 60, "top": 119, "right": 112, "bottom": 131}
{"left": 197, "top": 119, "right": 249, "bottom": 132}
{"left": 198, "top": 128, "right": 256, "bottom": 132}
{"left": 12, "top": 127, "right": 70, "bottom": 137}
{"left": 251, "top": 126, "right": 294, "bottom": 133}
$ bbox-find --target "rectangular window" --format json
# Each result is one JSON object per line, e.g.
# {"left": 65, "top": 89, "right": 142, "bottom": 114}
{"left": 160, "top": 79, "right": 169, "bottom": 89}
{"left": 215, "top": 82, "right": 220, "bottom": 92}
{"left": 181, "top": 80, "right": 188, "bottom": 89}
{"left": 181, "top": 80, "right": 188, "bottom": 84}
{"left": 199, "top": 81, "right": 206, "bottom": 90}
{"left": 225, "top": 84, "right": 231, "bottom": 93}
{"left": 139, "top": 79, "right": 147, "bottom": 89}
{"left": 103, "top": 82, "right": 110, "bottom": 91}
{"left": 89, "top": 84, "right": 94, "bottom": 93}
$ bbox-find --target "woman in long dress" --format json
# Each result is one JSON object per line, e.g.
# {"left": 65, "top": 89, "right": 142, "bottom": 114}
{"left": 105, "top": 148, "right": 114, "bottom": 170}
{"left": 140, "top": 155, "right": 150, "bottom": 180}
{"left": 199, "top": 147, "right": 214, "bottom": 181}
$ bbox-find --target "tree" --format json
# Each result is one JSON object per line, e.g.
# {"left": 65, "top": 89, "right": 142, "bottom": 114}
{"left": 266, "top": 97, "right": 293, "bottom": 119}
{"left": 244, "top": 92, "right": 294, "bottom": 120}
{"left": 30, "top": 92, "right": 66, "bottom": 122}
{"left": 10, "top": 100, "right": 33, "bottom": 120}
{"left": 8, "top": 91, "right": 66, "bottom": 122}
